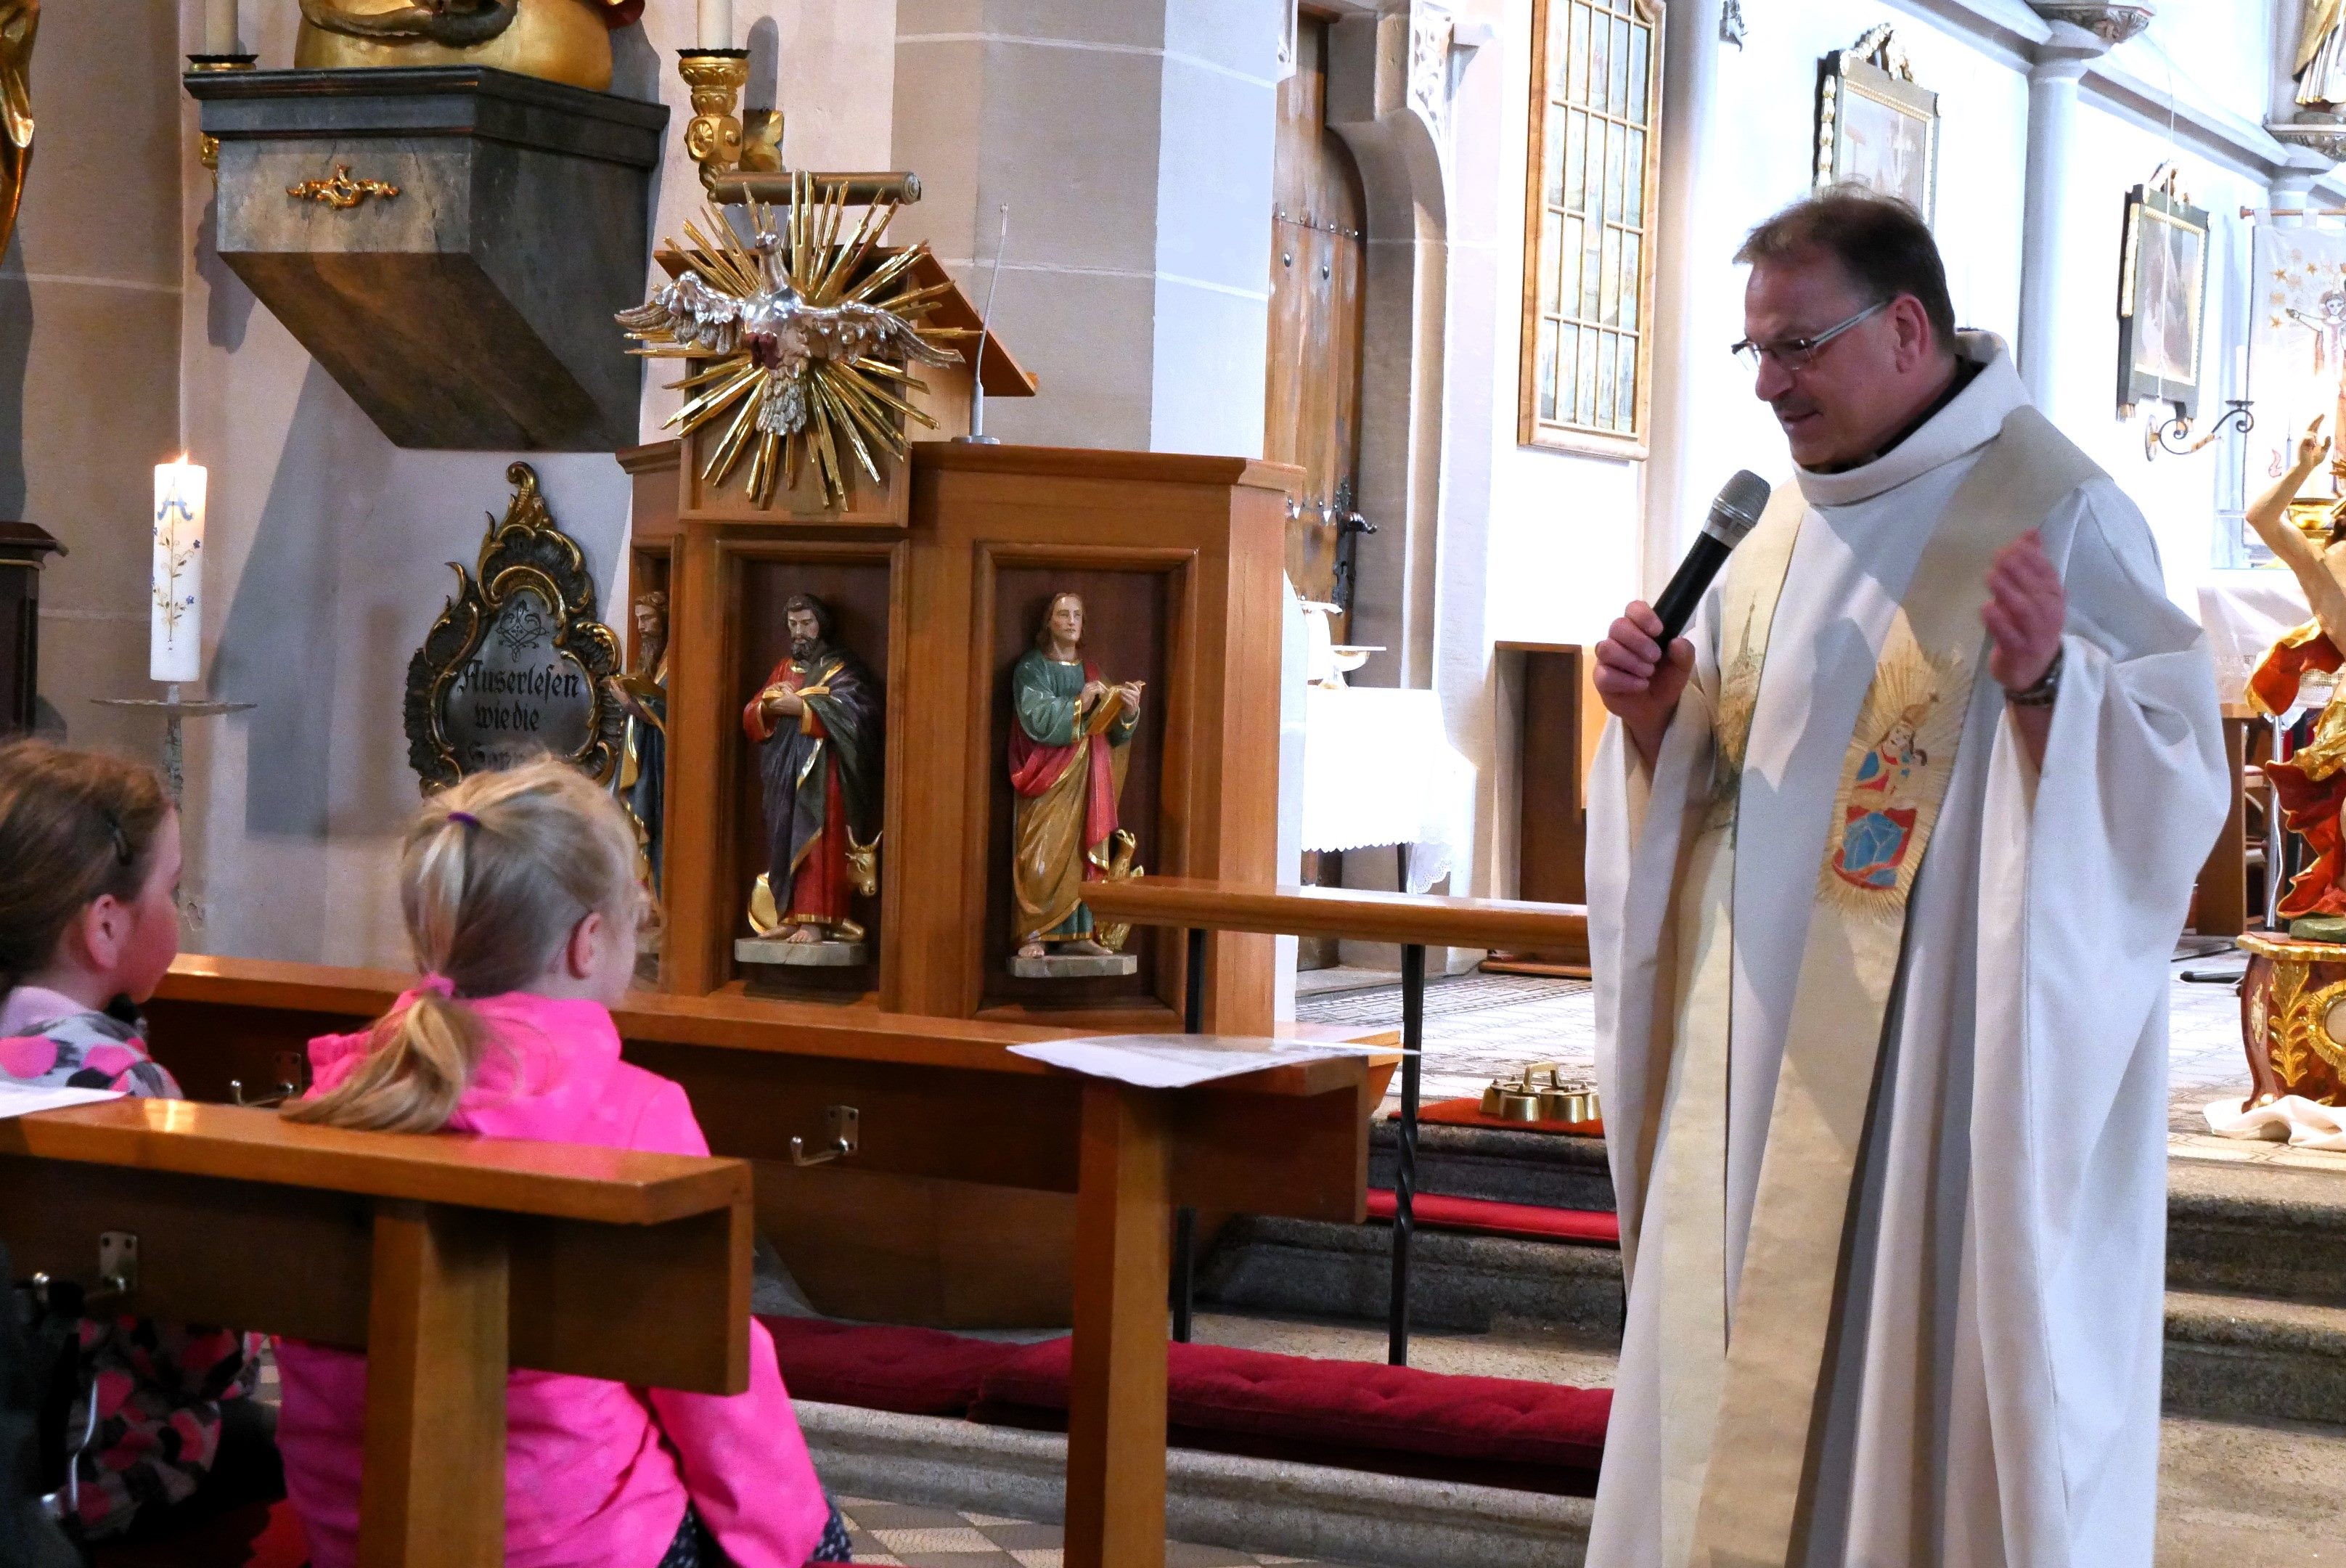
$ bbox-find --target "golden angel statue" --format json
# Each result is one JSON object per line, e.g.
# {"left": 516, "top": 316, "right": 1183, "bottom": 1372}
{"left": 0, "top": 0, "right": 36, "bottom": 264}
{"left": 2244, "top": 417, "right": 2346, "bottom": 919}
{"left": 2300, "top": 0, "right": 2346, "bottom": 113}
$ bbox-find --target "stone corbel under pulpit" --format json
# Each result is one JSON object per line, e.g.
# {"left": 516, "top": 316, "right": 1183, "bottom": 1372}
{"left": 187, "top": 64, "right": 667, "bottom": 451}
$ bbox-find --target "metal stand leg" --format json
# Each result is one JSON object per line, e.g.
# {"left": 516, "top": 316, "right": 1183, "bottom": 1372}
{"left": 1184, "top": 926, "right": 1207, "bottom": 1032}
{"left": 1174, "top": 926, "right": 1205, "bottom": 1344}
{"left": 1389, "top": 942, "right": 1424, "bottom": 1366}
{"left": 2268, "top": 714, "right": 2288, "bottom": 931}
{"left": 1170, "top": 1204, "right": 1196, "bottom": 1343}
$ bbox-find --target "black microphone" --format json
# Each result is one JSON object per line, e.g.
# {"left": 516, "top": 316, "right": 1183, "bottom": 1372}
{"left": 1651, "top": 470, "right": 1771, "bottom": 644}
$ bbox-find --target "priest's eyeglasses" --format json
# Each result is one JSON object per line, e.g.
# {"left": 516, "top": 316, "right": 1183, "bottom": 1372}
{"left": 1730, "top": 299, "right": 1889, "bottom": 373}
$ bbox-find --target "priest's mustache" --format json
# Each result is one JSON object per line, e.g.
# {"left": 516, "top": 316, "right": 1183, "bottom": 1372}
{"left": 1654, "top": 470, "right": 1770, "bottom": 643}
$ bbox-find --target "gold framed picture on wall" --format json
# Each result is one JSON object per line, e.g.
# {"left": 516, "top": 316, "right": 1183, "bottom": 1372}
{"left": 1519, "top": 0, "right": 1665, "bottom": 457}
{"left": 2117, "top": 173, "right": 2209, "bottom": 421}
{"left": 1815, "top": 26, "right": 1938, "bottom": 224}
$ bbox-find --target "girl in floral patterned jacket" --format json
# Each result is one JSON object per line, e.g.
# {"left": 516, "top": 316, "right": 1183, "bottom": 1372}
{"left": 0, "top": 740, "right": 269, "bottom": 1541}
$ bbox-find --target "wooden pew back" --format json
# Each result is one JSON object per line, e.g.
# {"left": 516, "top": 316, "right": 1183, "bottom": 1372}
{"left": 144, "top": 957, "right": 1381, "bottom": 1223}
{"left": 0, "top": 1100, "right": 751, "bottom": 1394}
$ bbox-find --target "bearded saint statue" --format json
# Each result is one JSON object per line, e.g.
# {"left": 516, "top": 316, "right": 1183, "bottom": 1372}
{"left": 1009, "top": 591, "right": 1143, "bottom": 960}
{"left": 743, "top": 594, "right": 882, "bottom": 945}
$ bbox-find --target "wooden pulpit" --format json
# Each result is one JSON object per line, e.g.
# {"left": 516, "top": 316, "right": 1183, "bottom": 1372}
{"left": 623, "top": 395, "right": 1294, "bottom": 1037}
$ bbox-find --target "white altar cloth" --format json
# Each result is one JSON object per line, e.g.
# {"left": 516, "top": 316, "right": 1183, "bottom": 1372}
{"left": 2199, "top": 573, "right": 2310, "bottom": 706}
{"left": 1299, "top": 685, "right": 1471, "bottom": 893}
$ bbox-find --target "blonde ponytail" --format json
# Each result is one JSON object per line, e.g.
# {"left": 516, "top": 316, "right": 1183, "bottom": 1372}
{"left": 285, "top": 756, "right": 642, "bottom": 1134}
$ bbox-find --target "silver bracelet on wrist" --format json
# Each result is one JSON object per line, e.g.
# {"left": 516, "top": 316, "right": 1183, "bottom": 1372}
{"left": 2003, "top": 645, "right": 2062, "bottom": 709}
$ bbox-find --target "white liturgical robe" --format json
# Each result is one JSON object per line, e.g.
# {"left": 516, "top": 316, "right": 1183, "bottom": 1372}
{"left": 1587, "top": 338, "right": 2228, "bottom": 1567}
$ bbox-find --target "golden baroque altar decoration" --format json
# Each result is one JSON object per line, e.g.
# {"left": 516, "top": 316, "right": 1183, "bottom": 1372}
{"left": 616, "top": 173, "right": 976, "bottom": 512}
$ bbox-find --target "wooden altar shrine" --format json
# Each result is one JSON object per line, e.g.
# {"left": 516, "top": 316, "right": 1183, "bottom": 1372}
{"left": 621, "top": 393, "right": 1295, "bottom": 1036}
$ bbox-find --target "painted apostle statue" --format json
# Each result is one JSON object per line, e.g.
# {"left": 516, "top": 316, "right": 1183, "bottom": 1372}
{"left": 610, "top": 588, "right": 669, "bottom": 894}
{"left": 1010, "top": 591, "right": 1143, "bottom": 960}
{"left": 743, "top": 594, "right": 882, "bottom": 944}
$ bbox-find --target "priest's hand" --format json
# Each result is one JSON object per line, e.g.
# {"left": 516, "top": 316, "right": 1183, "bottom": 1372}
{"left": 1594, "top": 601, "right": 1693, "bottom": 768}
{"left": 1983, "top": 531, "right": 2063, "bottom": 691}
{"left": 1983, "top": 530, "right": 2064, "bottom": 770}
{"left": 761, "top": 687, "right": 804, "bottom": 721}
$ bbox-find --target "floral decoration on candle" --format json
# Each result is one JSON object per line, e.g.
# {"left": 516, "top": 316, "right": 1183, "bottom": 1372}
{"left": 151, "top": 457, "right": 206, "bottom": 685}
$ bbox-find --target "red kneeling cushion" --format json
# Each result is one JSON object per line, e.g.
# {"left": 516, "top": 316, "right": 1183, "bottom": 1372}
{"left": 760, "top": 1314, "right": 1026, "bottom": 1416}
{"left": 972, "top": 1338, "right": 1609, "bottom": 1495}
{"left": 1366, "top": 1188, "right": 1621, "bottom": 1246}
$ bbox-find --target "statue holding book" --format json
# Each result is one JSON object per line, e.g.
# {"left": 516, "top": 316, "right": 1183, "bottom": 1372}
{"left": 743, "top": 594, "right": 882, "bottom": 955}
{"left": 1009, "top": 592, "right": 1143, "bottom": 971}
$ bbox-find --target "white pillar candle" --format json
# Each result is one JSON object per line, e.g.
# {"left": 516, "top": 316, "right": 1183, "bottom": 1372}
{"left": 203, "top": 0, "right": 238, "bottom": 55}
{"left": 697, "top": 0, "right": 733, "bottom": 49}
{"left": 2236, "top": 343, "right": 2249, "bottom": 393}
{"left": 151, "top": 458, "right": 206, "bottom": 685}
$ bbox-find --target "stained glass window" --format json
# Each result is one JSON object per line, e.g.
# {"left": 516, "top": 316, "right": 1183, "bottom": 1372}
{"left": 1521, "top": 0, "right": 1662, "bottom": 452}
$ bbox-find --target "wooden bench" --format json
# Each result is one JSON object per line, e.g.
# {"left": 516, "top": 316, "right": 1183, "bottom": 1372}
{"left": 139, "top": 957, "right": 1392, "bottom": 1568}
{"left": 0, "top": 1097, "right": 751, "bottom": 1568}
{"left": 1080, "top": 878, "right": 1590, "bottom": 1365}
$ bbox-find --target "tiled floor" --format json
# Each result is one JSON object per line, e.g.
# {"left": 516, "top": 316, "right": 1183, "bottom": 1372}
{"left": 1296, "top": 971, "right": 1595, "bottom": 1111}
{"left": 835, "top": 1498, "right": 1349, "bottom": 1568}
{"left": 1302, "top": 947, "right": 2269, "bottom": 1140}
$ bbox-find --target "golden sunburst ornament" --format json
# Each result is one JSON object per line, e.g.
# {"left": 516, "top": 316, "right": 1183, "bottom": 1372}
{"left": 617, "top": 171, "right": 976, "bottom": 509}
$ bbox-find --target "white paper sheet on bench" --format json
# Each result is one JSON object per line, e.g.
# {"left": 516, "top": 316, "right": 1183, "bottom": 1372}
{"left": 1008, "top": 1034, "right": 1379, "bottom": 1090}
{"left": 0, "top": 1084, "right": 123, "bottom": 1120}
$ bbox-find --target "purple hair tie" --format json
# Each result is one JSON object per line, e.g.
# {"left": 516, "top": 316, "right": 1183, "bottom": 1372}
{"left": 448, "top": 810, "right": 481, "bottom": 829}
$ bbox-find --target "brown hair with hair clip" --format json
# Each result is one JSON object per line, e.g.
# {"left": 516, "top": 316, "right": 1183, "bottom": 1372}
{"left": 0, "top": 740, "right": 172, "bottom": 989}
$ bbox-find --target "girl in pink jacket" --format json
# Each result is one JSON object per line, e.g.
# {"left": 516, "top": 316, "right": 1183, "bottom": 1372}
{"left": 276, "top": 757, "right": 846, "bottom": 1568}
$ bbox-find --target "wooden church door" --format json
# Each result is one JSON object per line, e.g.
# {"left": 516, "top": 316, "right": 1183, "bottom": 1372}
{"left": 1264, "top": 12, "right": 1369, "bottom": 968}
{"left": 1265, "top": 13, "right": 1369, "bottom": 621}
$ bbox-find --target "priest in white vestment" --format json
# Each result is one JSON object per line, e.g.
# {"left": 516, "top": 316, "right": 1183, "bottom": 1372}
{"left": 1587, "top": 191, "right": 2228, "bottom": 1567}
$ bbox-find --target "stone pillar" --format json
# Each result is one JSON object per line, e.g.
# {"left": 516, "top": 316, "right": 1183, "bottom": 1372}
{"left": 2267, "top": 150, "right": 2334, "bottom": 230}
{"left": 2016, "top": 21, "right": 2108, "bottom": 406}
{"left": 7, "top": 4, "right": 184, "bottom": 748}
{"left": 890, "top": 1, "right": 1282, "bottom": 456}
{"left": 1643, "top": 0, "right": 1727, "bottom": 594}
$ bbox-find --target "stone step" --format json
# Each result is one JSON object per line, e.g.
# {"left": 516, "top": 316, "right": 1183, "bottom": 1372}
{"left": 798, "top": 1400, "right": 1593, "bottom": 1568}
{"left": 801, "top": 1397, "right": 2346, "bottom": 1568}
{"left": 1201, "top": 1218, "right": 2346, "bottom": 1426}
{"left": 2167, "top": 1157, "right": 2346, "bottom": 1304}
{"left": 1364, "top": 1131, "right": 2346, "bottom": 1306}
{"left": 1366, "top": 1122, "right": 1614, "bottom": 1211}
{"left": 1199, "top": 1217, "right": 1624, "bottom": 1339}
{"left": 2164, "top": 1289, "right": 2346, "bottom": 1426}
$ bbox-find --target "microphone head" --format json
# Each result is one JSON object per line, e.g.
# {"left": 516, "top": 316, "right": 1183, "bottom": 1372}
{"left": 1704, "top": 470, "right": 1771, "bottom": 547}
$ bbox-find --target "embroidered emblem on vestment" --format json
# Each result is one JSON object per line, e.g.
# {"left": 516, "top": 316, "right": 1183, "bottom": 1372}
{"left": 1820, "top": 624, "right": 1964, "bottom": 915}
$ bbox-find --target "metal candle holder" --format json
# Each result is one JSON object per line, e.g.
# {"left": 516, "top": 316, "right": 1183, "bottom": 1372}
{"left": 92, "top": 684, "right": 253, "bottom": 806}
{"left": 2146, "top": 396, "right": 2254, "bottom": 459}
